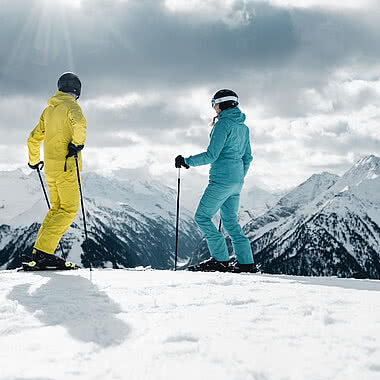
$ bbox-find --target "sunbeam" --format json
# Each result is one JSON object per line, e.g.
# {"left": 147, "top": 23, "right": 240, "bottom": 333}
{"left": 3, "top": 0, "right": 80, "bottom": 79}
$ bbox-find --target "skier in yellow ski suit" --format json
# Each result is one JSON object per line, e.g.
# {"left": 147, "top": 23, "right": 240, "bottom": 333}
{"left": 27, "top": 73, "right": 86, "bottom": 268}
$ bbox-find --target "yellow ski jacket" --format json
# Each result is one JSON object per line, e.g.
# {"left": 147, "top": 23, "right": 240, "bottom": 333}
{"left": 27, "top": 91, "right": 87, "bottom": 175}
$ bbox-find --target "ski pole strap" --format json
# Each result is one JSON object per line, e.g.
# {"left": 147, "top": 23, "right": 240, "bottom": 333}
{"left": 64, "top": 144, "right": 84, "bottom": 172}
{"left": 64, "top": 152, "right": 75, "bottom": 172}
{"left": 64, "top": 152, "right": 79, "bottom": 171}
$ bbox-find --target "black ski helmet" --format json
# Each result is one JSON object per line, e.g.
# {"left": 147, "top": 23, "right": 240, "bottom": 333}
{"left": 57, "top": 72, "right": 81, "bottom": 97}
{"left": 211, "top": 89, "right": 239, "bottom": 111}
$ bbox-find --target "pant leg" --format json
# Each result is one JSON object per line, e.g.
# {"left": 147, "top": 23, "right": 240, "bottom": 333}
{"left": 34, "top": 174, "right": 60, "bottom": 247}
{"left": 195, "top": 182, "right": 233, "bottom": 262}
{"left": 34, "top": 170, "right": 80, "bottom": 254}
{"left": 220, "top": 184, "right": 253, "bottom": 264}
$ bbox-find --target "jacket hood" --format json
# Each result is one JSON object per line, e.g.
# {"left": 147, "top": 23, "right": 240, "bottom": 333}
{"left": 47, "top": 91, "right": 77, "bottom": 107}
{"left": 218, "top": 107, "right": 246, "bottom": 124}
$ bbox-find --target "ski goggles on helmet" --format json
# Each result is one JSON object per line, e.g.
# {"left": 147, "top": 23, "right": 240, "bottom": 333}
{"left": 211, "top": 95, "right": 239, "bottom": 109}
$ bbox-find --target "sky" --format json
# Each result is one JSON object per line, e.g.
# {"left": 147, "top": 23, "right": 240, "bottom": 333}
{"left": 1, "top": 0, "right": 380, "bottom": 193}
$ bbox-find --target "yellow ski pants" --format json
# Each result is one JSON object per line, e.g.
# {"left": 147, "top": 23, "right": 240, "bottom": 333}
{"left": 34, "top": 170, "right": 80, "bottom": 254}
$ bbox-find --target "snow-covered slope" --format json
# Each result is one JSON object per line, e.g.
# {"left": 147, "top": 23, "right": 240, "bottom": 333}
{"left": 247, "top": 155, "right": 380, "bottom": 278}
{"left": 244, "top": 171, "right": 339, "bottom": 237}
{"left": 0, "top": 169, "right": 45, "bottom": 225}
{"left": 238, "top": 185, "right": 283, "bottom": 225}
{"left": 0, "top": 170, "right": 201, "bottom": 270}
{"left": 1, "top": 269, "right": 380, "bottom": 380}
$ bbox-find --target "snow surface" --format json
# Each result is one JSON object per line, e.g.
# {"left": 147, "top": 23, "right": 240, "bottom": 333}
{"left": 1, "top": 269, "right": 380, "bottom": 380}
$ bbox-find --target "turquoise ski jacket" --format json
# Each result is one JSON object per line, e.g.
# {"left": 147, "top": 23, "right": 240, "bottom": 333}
{"left": 185, "top": 107, "right": 253, "bottom": 184}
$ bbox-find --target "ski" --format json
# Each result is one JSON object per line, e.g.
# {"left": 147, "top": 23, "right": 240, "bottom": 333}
{"left": 20, "top": 260, "right": 80, "bottom": 272}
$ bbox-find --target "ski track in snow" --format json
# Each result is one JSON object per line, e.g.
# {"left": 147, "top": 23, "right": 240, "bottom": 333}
{"left": 1, "top": 270, "right": 380, "bottom": 380}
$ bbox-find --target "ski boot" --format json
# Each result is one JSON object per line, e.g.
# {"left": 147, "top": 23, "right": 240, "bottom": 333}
{"left": 228, "top": 261, "right": 259, "bottom": 273}
{"left": 22, "top": 249, "right": 80, "bottom": 271}
{"left": 187, "top": 257, "right": 230, "bottom": 272}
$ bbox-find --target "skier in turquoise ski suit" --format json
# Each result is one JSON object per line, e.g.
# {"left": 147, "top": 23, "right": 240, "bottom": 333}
{"left": 175, "top": 89, "right": 256, "bottom": 273}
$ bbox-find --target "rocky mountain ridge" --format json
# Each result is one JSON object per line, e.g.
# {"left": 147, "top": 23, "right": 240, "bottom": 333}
{"left": 246, "top": 155, "right": 380, "bottom": 278}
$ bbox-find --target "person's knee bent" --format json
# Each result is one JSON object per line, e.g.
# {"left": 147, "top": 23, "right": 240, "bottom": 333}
{"left": 61, "top": 201, "right": 79, "bottom": 221}
{"left": 61, "top": 195, "right": 79, "bottom": 214}
{"left": 65, "top": 211, "right": 78, "bottom": 226}
{"left": 194, "top": 210, "right": 203, "bottom": 227}
{"left": 223, "top": 220, "right": 243, "bottom": 237}
{"left": 195, "top": 209, "right": 209, "bottom": 227}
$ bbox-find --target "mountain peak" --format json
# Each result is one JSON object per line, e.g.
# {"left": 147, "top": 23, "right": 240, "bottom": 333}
{"left": 343, "top": 154, "right": 380, "bottom": 183}
{"left": 284, "top": 171, "right": 339, "bottom": 198}
{"left": 354, "top": 154, "right": 380, "bottom": 169}
{"left": 309, "top": 172, "right": 340, "bottom": 181}
{"left": 255, "top": 171, "right": 339, "bottom": 219}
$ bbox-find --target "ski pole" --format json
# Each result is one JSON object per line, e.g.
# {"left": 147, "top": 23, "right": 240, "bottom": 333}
{"left": 74, "top": 153, "right": 92, "bottom": 272}
{"left": 36, "top": 163, "right": 65, "bottom": 257}
{"left": 174, "top": 167, "right": 181, "bottom": 271}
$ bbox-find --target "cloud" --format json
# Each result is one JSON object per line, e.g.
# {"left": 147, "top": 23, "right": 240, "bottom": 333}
{"left": 247, "top": 102, "right": 380, "bottom": 187}
{"left": 1, "top": 0, "right": 380, "bottom": 190}
{"left": 0, "top": 0, "right": 299, "bottom": 96}
{"left": 164, "top": 0, "right": 256, "bottom": 27}
{"left": 265, "top": 0, "right": 374, "bottom": 10}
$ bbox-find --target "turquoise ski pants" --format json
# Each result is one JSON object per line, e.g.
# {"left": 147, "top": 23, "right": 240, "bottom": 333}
{"left": 195, "top": 182, "right": 253, "bottom": 264}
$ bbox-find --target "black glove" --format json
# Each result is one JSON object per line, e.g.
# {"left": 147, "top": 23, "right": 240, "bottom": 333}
{"left": 28, "top": 161, "right": 44, "bottom": 170}
{"left": 66, "top": 143, "right": 84, "bottom": 158}
{"left": 175, "top": 155, "right": 190, "bottom": 169}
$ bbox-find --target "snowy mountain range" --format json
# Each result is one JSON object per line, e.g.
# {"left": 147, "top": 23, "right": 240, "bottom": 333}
{"left": 0, "top": 170, "right": 201, "bottom": 270}
{"left": 245, "top": 155, "right": 380, "bottom": 279}
{"left": 193, "top": 155, "right": 380, "bottom": 279}
{"left": 0, "top": 168, "right": 281, "bottom": 270}
{"left": 2, "top": 155, "right": 380, "bottom": 278}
